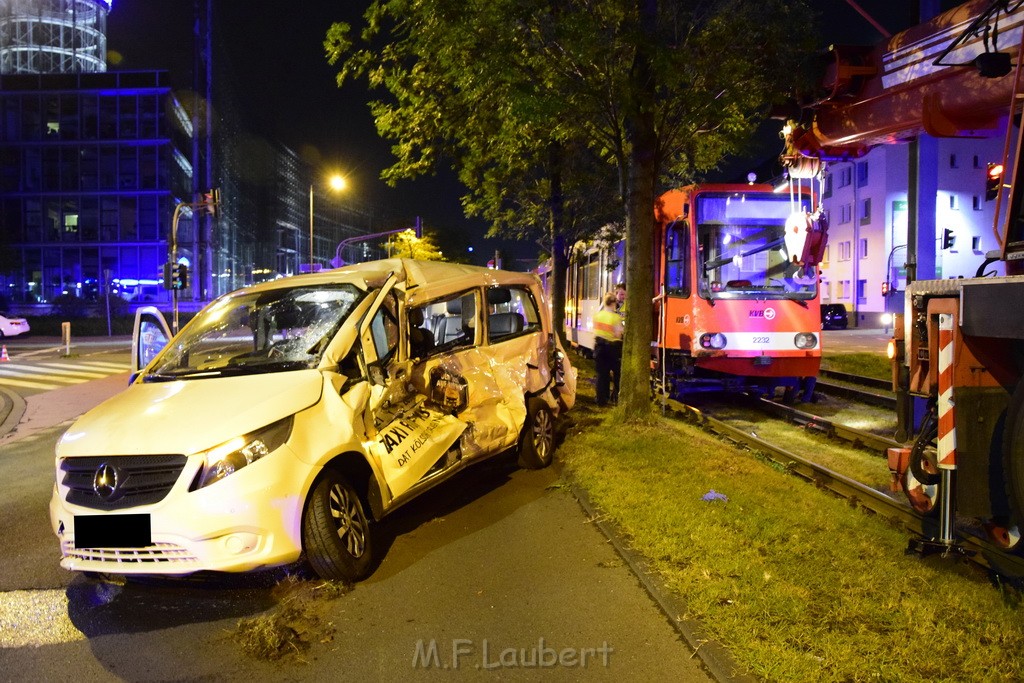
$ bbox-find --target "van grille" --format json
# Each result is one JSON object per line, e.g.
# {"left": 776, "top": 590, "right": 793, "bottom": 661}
{"left": 60, "top": 455, "right": 188, "bottom": 510}
{"left": 62, "top": 540, "right": 199, "bottom": 566}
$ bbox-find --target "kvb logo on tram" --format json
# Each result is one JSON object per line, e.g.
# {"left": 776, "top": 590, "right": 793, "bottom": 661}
{"left": 749, "top": 307, "right": 776, "bottom": 320}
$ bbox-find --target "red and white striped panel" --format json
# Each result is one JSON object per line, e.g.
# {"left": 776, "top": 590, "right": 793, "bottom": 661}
{"left": 937, "top": 313, "right": 956, "bottom": 470}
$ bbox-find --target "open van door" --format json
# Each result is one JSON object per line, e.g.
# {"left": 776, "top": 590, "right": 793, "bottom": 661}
{"left": 131, "top": 306, "right": 172, "bottom": 380}
{"left": 356, "top": 274, "right": 467, "bottom": 502}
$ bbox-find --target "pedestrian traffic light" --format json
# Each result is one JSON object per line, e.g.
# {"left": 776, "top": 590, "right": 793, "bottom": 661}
{"left": 881, "top": 281, "right": 889, "bottom": 296}
{"left": 200, "top": 188, "right": 221, "bottom": 217}
{"left": 171, "top": 263, "right": 188, "bottom": 290}
{"left": 942, "top": 228, "right": 955, "bottom": 250}
{"left": 986, "top": 163, "right": 1003, "bottom": 201}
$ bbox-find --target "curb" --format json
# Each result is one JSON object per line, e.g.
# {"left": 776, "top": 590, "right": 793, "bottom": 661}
{"left": 570, "top": 483, "right": 756, "bottom": 683}
{"left": 0, "top": 385, "right": 27, "bottom": 439}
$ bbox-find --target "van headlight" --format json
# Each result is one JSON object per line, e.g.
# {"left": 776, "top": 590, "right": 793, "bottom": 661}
{"left": 193, "top": 416, "right": 293, "bottom": 490}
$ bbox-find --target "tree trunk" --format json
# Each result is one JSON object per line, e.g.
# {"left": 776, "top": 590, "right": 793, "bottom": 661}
{"left": 548, "top": 143, "right": 570, "bottom": 349}
{"left": 619, "top": 0, "right": 659, "bottom": 422}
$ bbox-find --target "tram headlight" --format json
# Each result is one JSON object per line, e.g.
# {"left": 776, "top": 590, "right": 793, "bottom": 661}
{"left": 699, "top": 332, "right": 727, "bottom": 349}
{"left": 794, "top": 332, "right": 818, "bottom": 350}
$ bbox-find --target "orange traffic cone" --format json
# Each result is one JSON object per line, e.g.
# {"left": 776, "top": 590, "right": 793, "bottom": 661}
{"left": 0, "top": 345, "right": 8, "bottom": 362}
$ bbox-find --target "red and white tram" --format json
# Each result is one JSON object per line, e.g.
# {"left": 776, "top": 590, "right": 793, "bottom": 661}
{"left": 566, "top": 183, "right": 827, "bottom": 400}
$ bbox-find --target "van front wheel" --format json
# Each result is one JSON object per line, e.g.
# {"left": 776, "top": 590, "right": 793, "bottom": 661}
{"left": 519, "top": 398, "right": 555, "bottom": 469}
{"left": 303, "top": 470, "right": 373, "bottom": 582}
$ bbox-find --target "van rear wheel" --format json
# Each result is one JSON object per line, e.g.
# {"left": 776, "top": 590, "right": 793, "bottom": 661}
{"left": 303, "top": 470, "right": 373, "bottom": 582}
{"left": 519, "top": 398, "right": 555, "bottom": 469}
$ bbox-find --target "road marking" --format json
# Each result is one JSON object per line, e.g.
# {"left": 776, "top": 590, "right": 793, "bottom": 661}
{"left": 0, "top": 359, "right": 128, "bottom": 391}
{"left": 21, "top": 364, "right": 111, "bottom": 378}
{"left": 0, "top": 376, "right": 57, "bottom": 390}
{"left": 1, "top": 365, "right": 107, "bottom": 379}
{"left": 0, "top": 589, "right": 87, "bottom": 647}
{"left": 75, "top": 361, "right": 130, "bottom": 370}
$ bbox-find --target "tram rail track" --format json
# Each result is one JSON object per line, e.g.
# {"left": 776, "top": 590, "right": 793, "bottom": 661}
{"left": 748, "top": 394, "right": 901, "bottom": 454}
{"left": 659, "top": 396, "right": 1024, "bottom": 580}
{"left": 814, "top": 378, "right": 897, "bottom": 411}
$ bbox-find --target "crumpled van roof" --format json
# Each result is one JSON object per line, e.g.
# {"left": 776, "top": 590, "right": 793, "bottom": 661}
{"left": 235, "top": 258, "right": 543, "bottom": 305}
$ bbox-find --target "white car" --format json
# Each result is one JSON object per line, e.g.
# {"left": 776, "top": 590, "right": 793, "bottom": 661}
{"left": 49, "top": 259, "right": 576, "bottom": 582}
{"left": 0, "top": 313, "right": 30, "bottom": 337}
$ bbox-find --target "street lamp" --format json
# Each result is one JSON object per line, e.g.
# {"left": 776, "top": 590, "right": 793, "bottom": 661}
{"left": 309, "top": 174, "right": 347, "bottom": 272}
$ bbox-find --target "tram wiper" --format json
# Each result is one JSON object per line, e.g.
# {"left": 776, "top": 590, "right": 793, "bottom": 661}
{"left": 703, "top": 237, "right": 785, "bottom": 272}
{"left": 784, "top": 294, "right": 809, "bottom": 309}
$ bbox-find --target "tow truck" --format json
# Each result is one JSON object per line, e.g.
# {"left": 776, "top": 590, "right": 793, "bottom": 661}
{"left": 783, "top": 0, "right": 1024, "bottom": 557}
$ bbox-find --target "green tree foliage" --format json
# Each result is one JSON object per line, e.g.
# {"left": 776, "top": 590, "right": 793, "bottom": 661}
{"left": 327, "top": 0, "right": 814, "bottom": 421}
{"left": 386, "top": 228, "right": 444, "bottom": 261}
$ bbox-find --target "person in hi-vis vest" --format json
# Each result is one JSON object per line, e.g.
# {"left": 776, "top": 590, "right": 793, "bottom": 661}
{"left": 593, "top": 292, "right": 624, "bottom": 406}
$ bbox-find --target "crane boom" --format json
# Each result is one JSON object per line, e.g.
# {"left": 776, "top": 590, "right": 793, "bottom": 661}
{"left": 788, "top": 0, "right": 1024, "bottom": 157}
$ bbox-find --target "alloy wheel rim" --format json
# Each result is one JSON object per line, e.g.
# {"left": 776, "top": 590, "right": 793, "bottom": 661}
{"left": 329, "top": 483, "right": 366, "bottom": 558}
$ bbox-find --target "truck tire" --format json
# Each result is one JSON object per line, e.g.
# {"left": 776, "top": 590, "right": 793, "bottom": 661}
{"left": 1003, "top": 379, "right": 1024, "bottom": 533}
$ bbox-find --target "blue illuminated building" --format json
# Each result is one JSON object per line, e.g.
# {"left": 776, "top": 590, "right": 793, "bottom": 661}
{"left": 0, "top": 0, "right": 194, "bottom": 306}
{"left": 0, "top": 70, "right": 194, "bottom": 305}
{"left": 0, "top": 0, "right": 383, "bottom": 311}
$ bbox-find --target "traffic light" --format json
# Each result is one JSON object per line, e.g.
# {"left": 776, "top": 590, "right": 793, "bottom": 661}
{"left": 171, "top": 263, "right": 188, "bottom": 290}
{"left": 942, "top": 228, "right": 955, "bottom": 250}
{"left": 986, "top": 163, "right": 1003, "bottom": 201}
{"left": 162, "top": 262, "right": 172, "bottom": 289}
{"left": 200, "top": 188, "right": 221, "bottom": 218}
{"left": 881, "top": 281, "right": 890, "bottom": 296}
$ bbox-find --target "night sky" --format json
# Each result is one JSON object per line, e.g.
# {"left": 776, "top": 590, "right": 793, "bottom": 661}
{"left": 102, "top": 1, "right": 960, "bottom": 267}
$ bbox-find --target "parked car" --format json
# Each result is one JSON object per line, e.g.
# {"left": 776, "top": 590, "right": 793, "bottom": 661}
{"left": 821, "top": 303, "right": 849, "bottom": 330}
{"left": 49, "top": 259, "right": 576, "bottom": 582}
{"left": 0, "top": 312, "right": 30, "bottom": 337}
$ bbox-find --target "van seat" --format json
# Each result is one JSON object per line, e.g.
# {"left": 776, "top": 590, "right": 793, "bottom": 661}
{"left": 488, "top": 312, "right": 524, "bottom": 340}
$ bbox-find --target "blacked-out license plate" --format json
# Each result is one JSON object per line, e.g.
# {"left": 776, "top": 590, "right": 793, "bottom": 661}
{"left": 74, "top": 514, "right": 152, "bottom": 549}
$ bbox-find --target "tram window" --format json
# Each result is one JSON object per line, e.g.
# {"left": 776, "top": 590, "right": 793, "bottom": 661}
{"left": 665, "top": 223, "right": 689, "bottom": 296}
{"left": 583, "top": 253, "right": 600, "bottom": 299}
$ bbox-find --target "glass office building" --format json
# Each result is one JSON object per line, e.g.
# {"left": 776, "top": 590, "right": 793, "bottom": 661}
{"left": 0, "top": 0, "right": 111, "bottom": 75}
{"left": 0, "top": 70, "right": 194, "bottom": 305}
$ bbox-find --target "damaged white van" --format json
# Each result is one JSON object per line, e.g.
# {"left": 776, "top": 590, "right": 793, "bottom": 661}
{"left": 49, "top": 259, "right": 576, "bottom": 582}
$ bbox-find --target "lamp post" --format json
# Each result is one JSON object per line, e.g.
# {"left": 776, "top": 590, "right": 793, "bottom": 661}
{"left": 309, "top": 174, "right": 347, "bottom": 273}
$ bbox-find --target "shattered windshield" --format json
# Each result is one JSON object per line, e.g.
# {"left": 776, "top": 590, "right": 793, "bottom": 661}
{"left": 696, "top": 193, "right": 816, "bottom": 301}
{"left": 144, "top": 284, "right": 364, "bottom": 381}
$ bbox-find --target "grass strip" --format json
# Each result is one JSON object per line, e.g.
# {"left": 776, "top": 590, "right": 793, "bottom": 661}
{"left": 563, "top": 357, "right": 1023, "bottom": 682}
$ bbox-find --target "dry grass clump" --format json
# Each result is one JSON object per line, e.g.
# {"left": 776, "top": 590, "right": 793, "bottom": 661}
{"left": 234, "top": 574, "right": 350, "bottom": 661}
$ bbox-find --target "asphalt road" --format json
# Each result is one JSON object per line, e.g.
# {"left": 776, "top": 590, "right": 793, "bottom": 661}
{"left": 0, "top": 402, "right": 716, "bottom": 681}
{"left": 0, "top": 327, "right": 891, "bottom": 681}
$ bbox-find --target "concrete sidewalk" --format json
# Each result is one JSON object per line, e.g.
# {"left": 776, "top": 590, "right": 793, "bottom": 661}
{"left": 0, "top": 372, "right": 130, "bottom": 443}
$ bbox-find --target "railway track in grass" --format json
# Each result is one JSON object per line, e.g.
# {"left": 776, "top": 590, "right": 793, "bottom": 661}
{"left": 659, "top": 397, "right": 1024, "bottom": 581}
{"left": 815, "top": 369, "right": 897, "bottom": 411}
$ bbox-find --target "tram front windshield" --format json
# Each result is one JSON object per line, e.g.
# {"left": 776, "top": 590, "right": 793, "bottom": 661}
{"left": 696, "top": 193, "right": 815, "bottom": 301}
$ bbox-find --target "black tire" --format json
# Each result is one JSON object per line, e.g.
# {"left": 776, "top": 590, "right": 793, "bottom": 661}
{"left": 909, "top": 403, "right": 941, "bottom": 486}
{"left": 518, "top": 398, "right": 555, "bottom": 469}
{"left": 1003, "top": 379, "right": 1024, "bottom": 533}
{"left": 302, "top": 470, "right": 373, "bottom": 582}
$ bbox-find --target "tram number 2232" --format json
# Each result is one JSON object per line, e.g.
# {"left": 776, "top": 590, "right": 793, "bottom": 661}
{"left": 752, "top": 336, "right": 770, "bottom": 345}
